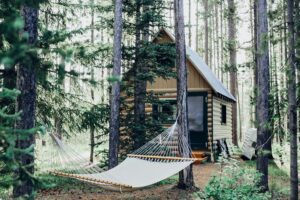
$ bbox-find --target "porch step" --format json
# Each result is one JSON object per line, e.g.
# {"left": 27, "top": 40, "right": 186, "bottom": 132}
{"left": 192, "top": 151, "right": 208, "bottom": 165}
{"left": 192, "top": 151, "right": 206, "bottom": 158}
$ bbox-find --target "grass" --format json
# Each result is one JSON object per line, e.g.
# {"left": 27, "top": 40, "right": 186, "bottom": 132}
{"left": 154, "top": 175, "right": 178, "bottom": 186}
{"left": 38, "top": 173, "right": 103, "bottom": 193}
{"left": 0, "top": 187, "right": 11, "bottom": 200}
{"left": 242, "top": 160, "right": 290, "bottom": 199}
{"left": 37, "top": 172, "right": 180, "bottom": 196}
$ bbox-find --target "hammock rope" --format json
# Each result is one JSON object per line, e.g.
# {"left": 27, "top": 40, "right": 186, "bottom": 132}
{"left": 45, "top": 120, "right": 203, "bottom": 190}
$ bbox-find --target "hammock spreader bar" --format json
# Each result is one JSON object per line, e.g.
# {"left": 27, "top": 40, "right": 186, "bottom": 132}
{"left": 127, "top": 154, "right": 201, "bottom": 161}
{"left": 49, "top": 170, "right": 133, "bottom": 188}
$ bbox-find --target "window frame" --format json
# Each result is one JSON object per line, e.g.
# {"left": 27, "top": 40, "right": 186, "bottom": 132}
{"left": 152, "top": 99, "right": 177, "bottom": 124}
{"left": 221, "top": 104, "right": 227, "bottom": 125}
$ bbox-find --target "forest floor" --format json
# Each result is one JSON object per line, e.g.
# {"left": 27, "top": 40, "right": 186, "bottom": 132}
{"left": 37, "top": 163, "right": 219, "bottom": 200}
{"left": 36, "top": 159, "right": 292, "bottom": 200}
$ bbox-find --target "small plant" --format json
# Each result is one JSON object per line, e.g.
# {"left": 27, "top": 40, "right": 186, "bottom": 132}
{"left": 201, "top": 159, "right": 271, "bottom": 200}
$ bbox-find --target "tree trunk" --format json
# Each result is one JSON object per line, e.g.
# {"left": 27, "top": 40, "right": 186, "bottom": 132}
{"left": 203, "top": 0, "right": 209, "bottom": 64}
{"left": 54, "top": 117, "right": 63, "bottom": 139}
{"left": 188, "top": 0, "right": 191, "bottom": 47}
{"left": 215, "top": 2, "right": 220, "bottom": 79}
{"left": 237, "top": 81, "right": 243, "bottom": 142}
{"left": 227, "top": 0, "right": 238, "bottom": 146}
{"left": 295, "top": 0, "right": 300, "bottom": 139}
{"left": 90, "top": 126, "right": 95, "bottom": 163}
{"left": 174, "top": 0, "right": 194, "bottom": 189}
{"left": 255, "top": 0, "right": 270, "bottom": 192}
{"left": 108, "top": 0, "right": 123, "bottom": 169}
{"left": 287, "top": 0, "right": 298, "bottom": 199}
{"left": 196, "top": 0, "right": 199, "bottom": 52}
{"left": 90, "top": 0, "right": 95, "bottom": 162}
{"left": 220, "top": 0, "right": 224, "bottom": 83}
{"left": 212, "top": 2, "right": 216, "bottom": 74}
{"left": 13, "top": 5, "right": 38, "bottom": 198}
{"left": 209, "top": 11, "right": 213, "bottom": 68}
{"left": 250, "top": 0, "right": 257, "bottom": 126}
{"left": 274, "top": 51, "right": 284, "bottom": 165}
{"left": 133, "top": 0, "right": 149, "bottom": 149}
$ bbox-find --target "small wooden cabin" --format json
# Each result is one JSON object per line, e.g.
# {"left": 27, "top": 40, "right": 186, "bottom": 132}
{"left": 148, "top": 28, "right": 236, "bottom": 155}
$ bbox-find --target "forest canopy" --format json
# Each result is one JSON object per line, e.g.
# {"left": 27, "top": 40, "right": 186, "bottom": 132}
{"left": 0, "top": 0, "right": 299, "bottom": 199}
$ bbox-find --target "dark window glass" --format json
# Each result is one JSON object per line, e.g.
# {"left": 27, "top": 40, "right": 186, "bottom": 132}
{"left": 221, "top": 104, "right": 226, "bottom": 124}
{"left": 152, "top": 100, "right": 176, "bottom": 123}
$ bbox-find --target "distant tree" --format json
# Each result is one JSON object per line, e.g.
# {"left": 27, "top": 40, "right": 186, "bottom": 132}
{"left": 220, "top": 0, "right": 225, "bottom": 83}
{"left": 287, "top": 0, "right": 298, "bottom": 199}
{"left": 188, "top": 0, "right": 192, "bottom": 47}
{"left": 255, "top": 0, "right": 270, "bottom": 192}
{"left": 202, "top": 0, "right": 209, "bottom": 64}
{"left": 196, "top": 0, "right": 200, "bottom": 52}
{"left": 174, "top": 0, "right": 194, "bottom": 189}
{"left": 89, "top": 0, "right": 95, "bottom": 163}
{"left": 108, "top": 0, "right": 123, "bottom": 169}
{"left": 227, "top": 0, "right": 238, "bottom": 146}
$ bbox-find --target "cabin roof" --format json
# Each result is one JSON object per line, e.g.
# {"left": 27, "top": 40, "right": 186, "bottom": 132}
{"left": 156, "top": 28, "right": 236, "bottom": 102}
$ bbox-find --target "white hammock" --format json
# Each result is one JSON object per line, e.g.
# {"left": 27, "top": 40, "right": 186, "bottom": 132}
{"left": 48, "top": 121, "right": 200, "bottom": 190}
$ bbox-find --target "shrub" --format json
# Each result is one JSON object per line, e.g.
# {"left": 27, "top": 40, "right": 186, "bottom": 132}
{"left": 201, "top": 159, "right": 271, "bottom": 200}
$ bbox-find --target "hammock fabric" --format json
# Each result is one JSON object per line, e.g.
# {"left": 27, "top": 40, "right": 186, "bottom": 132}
{"left": 48, "top": 121, "right": 203, "bottom": 190}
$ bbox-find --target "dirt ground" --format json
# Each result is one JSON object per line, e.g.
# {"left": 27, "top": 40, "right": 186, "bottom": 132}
{"left": 37, "top": 163, "right": 219, "bottom": 200}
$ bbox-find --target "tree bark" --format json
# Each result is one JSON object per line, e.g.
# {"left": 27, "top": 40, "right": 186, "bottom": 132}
{"left": 13, "top": 5, "right": 38, "bottom": 198}
{"left": 227, "top": 0, "right": 238, "bottom": 146}
{"left": 54, "top": 117, "right": 63, "bottom": 139}
{"left": 133, "top": 0, "right": 149, "bottom": 149}
{"left": 196, "top": 0, "right": 199, "bottom": 52}
{"left": 255, "top": 0, "right": 270, "bottom": 192}
{"left": 287, "top": 0, "right": 298, "bottom": 199}
{"left": 295, "top": 0, "right": 300, "bottom": 139}
{"left": 90, "top": 126, "right": 95, "bottom": 163}
{"left": 188, "top": 0, "right": 191, "bottom": 47}
{"left": 215, "top": 2, "right": 220, "bottom": 79}
{"left": 203, "top": 0, "right": 209, "bottom": 64}
{"left": 108, "top": 0, "right": 123, "bottom": 169}
{"left": 250, "top": 0, "right": 257, "bottom": 126}
{"left": 90, "top": 0, "right": 95, "bottom": 163}
{"left": 220, "top": 0, "right": 224, "bottom": 83}
{"left": 174, "top": 0, "right": 194, "bottom": 189}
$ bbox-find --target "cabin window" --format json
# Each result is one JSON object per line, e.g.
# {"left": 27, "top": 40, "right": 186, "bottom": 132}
{"left": 221, "top": 104, "right": 227, "bottom": 124}
{"left": 153, "top": 100, "right": 177, "bottom": 123}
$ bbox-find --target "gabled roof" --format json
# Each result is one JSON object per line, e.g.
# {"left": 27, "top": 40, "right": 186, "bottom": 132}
{"left": 157, "top": 28, "right": 236, "bottom": 102}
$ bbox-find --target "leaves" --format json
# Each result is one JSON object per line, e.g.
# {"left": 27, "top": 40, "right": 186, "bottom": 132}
{"left": 203, "top": 160, "right": 271, "bottom": 200}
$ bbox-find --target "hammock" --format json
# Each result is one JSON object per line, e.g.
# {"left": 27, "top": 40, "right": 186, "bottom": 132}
{"left": 47, "top": 121, "right": 203, "bottom": 190}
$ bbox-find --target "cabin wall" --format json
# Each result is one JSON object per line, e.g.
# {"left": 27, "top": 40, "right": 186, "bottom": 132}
{"left": 145, "top": 91, "right": 213, "bottom": 152}
{"left": 212, "top": 96, "right": 233, "bottom": 141}
{"left": 207, "top": 91, "right": 213, "bottom": 151}
{"left": 147, "top": 61, "right": 211, "bottom": 92}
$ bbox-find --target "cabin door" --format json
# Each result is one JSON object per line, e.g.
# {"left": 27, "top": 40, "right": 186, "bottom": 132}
{"left": 188, "top": 92, "right": 208, "bottom": 150}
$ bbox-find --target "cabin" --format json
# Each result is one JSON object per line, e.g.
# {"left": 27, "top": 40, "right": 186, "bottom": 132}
{"left": 122, "top": 28, "right": 236, "bottom": 160}
{"left": 147, "top": 28, "right": 236, "bottom": 158}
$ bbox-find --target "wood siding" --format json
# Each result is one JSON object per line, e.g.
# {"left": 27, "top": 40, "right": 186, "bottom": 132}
{"left": 207, "top": 91, "right": 213, "bottom": 151}
{"left": 212, "top": 96, "right": 233, "bottom": 140}
{"left": 147, "top": 61, "right": 211, "bottom": 91}
{"left": 149, "top": 30, "right": 211, "bottom": 92}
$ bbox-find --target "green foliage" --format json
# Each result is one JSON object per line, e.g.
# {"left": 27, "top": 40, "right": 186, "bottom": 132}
{"left": 201, "top": 160, "right": 271, "bottom": 200}
{"left": 0, "top": 89, "right": 44, "bottom": 199}
{"left": 0, "top": 1, "right": 46, "bottom": 198}
{"left": 81, "top": 104, "right": 110, "bottom": 156}
{"left": 242, "top": 160, "right": 291, "bottom": 199}
{"left": 35, "top": 0, "right": 113, "bottom": 142}
{"left": 119, "top": 0, "right": 176, "bottom": 156}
